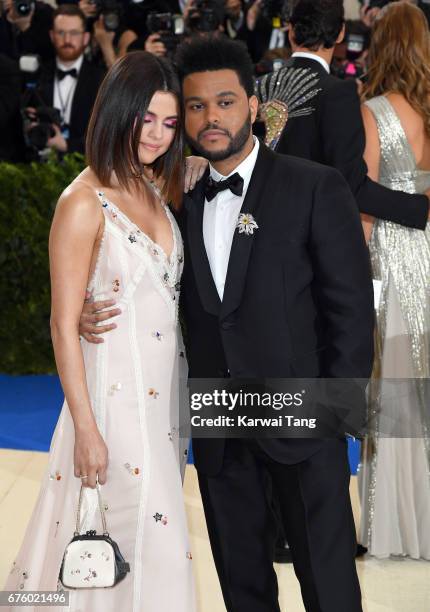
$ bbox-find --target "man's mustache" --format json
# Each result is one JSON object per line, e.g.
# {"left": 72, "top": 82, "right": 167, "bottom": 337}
{"left": 198, "top": 123, "right": 231, "bottom": 140}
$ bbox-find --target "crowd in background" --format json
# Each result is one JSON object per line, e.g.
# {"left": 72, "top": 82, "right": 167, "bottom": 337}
{"left": 1, "top": 0, "right": 430, "bottom": 163}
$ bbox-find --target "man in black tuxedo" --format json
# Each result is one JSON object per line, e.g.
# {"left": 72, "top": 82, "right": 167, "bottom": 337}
{"left": 79, "top": 35, "right": 373, "bottom": 612}
{"left": 27, "top": 4, "right": 104, "bottom": 155}
{"left": 256, "top": 0, "right": 430, "bottom": 229}
{"left": 176, "top": 37, "right": 373, "bottom": 611}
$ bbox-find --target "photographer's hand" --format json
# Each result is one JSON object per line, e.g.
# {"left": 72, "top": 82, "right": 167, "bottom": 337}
{"left": 183, "top": 0, "right": 195, "bottom": 20}
{"left": 246, "top": 0, "right": 262, "bottom": 31}
{"left": 47, "top": 124, "right": 68, "bottom": 153}
{"left": 93, "top": 16, "right": 117, "bottom": 68}
{"left": 144, "top": 33, "right": 167, "bottom": 57}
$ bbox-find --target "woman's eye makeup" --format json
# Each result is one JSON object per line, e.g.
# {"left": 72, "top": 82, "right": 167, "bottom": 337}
{"left": 143, "top": 115, "right": 177, "bottom": 128}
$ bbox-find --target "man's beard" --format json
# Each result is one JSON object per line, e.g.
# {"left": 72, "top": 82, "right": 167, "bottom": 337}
{"left": 57, "top": 46, "right": 83, "bottom": 62}
{"left": 186, "top": 112, "right": 252, "bottom": 162}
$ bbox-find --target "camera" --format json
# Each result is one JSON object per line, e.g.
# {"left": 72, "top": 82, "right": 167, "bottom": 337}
{"left": 23, "top": 106, "right": 62, "bottom": 151}
{"left": 89, "top": 0, "right": 122, "bottom": 31}
{"left": 146, "top": 12, "right": 184, "bottom": 36}
{"left": 186, "top": 0, "right": 224, "bottom": 33}
{"left": 13, "top": 0, "right": 34, "bottom": 17}
{"left": 365, "top": 0, "right": 392, "bottom": 10}
{"left": 146, "top": 12, "right": 184, "bottom": 54}
{"left": 19, "top": 55, "right": 62, "bottom": 158}
{"left": 261, "top": 0, "right": 290, "bottom": 26}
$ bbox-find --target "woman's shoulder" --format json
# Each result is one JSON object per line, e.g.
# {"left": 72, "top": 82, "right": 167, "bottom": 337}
{"left": 56, "top": 168, "right": 102, "bottom": 216}
{"left": 53, "top": 168, "right": 104, "bottom": 233}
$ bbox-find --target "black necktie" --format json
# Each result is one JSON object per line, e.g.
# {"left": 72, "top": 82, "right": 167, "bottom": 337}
{"left": 56, "top": 67, "right": 78, "bottom": 81}
{"left": 204, "top": 172, "right": 244, "bottom": 202}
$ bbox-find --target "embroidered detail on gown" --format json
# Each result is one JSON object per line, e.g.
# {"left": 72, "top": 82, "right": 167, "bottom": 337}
{"left": 358, "top": 96, "right": 430, "bottom": 559}
{"left": 4, "top": 190, "right": 196, "bottom": 611}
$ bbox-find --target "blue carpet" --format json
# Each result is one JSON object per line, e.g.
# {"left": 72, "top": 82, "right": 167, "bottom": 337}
{"left": 0, "top": 375, "right": 361, "bottom": 473}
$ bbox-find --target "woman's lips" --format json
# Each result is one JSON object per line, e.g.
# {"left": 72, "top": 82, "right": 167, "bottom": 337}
{"left": 141, "top": 143, "right": 161, "bottom": 151}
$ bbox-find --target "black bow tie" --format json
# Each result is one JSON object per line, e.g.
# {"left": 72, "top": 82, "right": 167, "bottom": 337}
{"left": 204, "top": 172, "right": 244, "bottom": 202}
{"left": 56, "top": 67, "right": 78, "bottom": 81}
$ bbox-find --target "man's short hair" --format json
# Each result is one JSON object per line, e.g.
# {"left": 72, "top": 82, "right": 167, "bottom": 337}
{"left": 175, "top": 36, "right": 255, "bottom": 98}
{"left": 52, "top": 4, "right": 87, "bottom": 29}
{"left": 289, "top": 0, "right": 344, "bottom": 50}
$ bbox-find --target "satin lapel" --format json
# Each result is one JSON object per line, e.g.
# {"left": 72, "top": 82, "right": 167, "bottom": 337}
{"left": 220, "top": 143, "right": 275, "bottom": 321}
{"left": 70, "top": 62, "right": 88, "bottom": 130}
{"left": 185, "top": 169, "right": 221, "bottom": 317}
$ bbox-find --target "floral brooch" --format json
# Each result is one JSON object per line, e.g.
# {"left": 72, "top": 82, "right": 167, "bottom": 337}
{"left": 236, "top": 213, "right": 258, "bottom": 236}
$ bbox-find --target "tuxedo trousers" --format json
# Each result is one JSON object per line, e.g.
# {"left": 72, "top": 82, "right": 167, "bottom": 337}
{"left": 197, "top": 438, "right": 362, "bottom": 612}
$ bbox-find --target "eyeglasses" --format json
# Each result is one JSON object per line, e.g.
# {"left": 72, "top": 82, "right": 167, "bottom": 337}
{"left": 53, "top": 30, "right": 85, "bottom": 38}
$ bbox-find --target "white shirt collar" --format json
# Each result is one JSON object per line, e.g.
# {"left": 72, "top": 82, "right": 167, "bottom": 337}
{"left": 291, "top": 52, "right": 330, "bottom": 74}
{"left": 209, "top": 136, "right": 260, "bottom": 195}
{"left": 56, "top": 54, "right": 84, "bottom": 75}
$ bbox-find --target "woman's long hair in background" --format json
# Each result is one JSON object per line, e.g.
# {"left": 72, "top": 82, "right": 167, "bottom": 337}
{"left": 362, "top": 1, "right": 430, "bottom": 135}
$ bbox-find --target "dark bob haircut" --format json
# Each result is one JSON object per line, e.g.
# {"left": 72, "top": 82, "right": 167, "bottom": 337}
{"left": 86, "top": 51, "right": 184, "bottom": 210}
{"left": 289, "top": 0, "right": 344, "bottom": 50}
{"left": 174, "top": 36, "right": 255, "bottom": 98}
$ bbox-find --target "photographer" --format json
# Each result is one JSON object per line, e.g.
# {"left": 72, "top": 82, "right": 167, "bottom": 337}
{"left": 246, "top": 0, "right": 290, "bottom": 63}
{"left": 78, "top": 0, "right": 129, "bottom": 67}
{"left": 0, "top": 53, "right": 25, "bottom": 161}
{"left": 24, "top": 3, "right": 105, "bottom": 156}
{"left": 118, "top": 0, "right": 182, "bottom": 58}
{"left": 0, "top": 0, "right": 54, "bottom": 62}
{"left": 124, "top": 0, "right": 228, "bottom": 59}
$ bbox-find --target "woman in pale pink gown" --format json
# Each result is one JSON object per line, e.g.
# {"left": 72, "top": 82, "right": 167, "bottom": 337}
{"left": 4, "top": 51, "right": 197, "bottom": 611}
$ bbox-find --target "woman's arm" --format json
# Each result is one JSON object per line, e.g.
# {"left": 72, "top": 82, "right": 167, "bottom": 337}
{"left": 49, "top": 186, "right": 108, "bottom": 489}
{"left": 360, "top": 104, "right": 381, "bottom": 243}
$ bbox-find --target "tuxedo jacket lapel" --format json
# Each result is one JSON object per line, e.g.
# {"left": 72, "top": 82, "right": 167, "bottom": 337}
{"left": 220, "top": 143, "right": 275, "bottom": 321}
{"left": 70, "top": 61, "right": 90, "bottom": 132}
{"left": 185, "top": 143, "right": 276, "bottom": 320}
{"left": 38, "top": 62, "right": 55, "bottom": 107}
{"left": 185, "top": 168, "right": 221, "bottom": 317}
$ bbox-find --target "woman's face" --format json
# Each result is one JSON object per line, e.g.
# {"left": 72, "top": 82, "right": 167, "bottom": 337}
{"left": 138, "top": 91, "right": 179, "bottom": 165}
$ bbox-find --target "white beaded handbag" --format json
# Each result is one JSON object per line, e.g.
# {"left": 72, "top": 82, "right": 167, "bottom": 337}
{"left": 59, "top": 483, "right": 130, "bottom": 589}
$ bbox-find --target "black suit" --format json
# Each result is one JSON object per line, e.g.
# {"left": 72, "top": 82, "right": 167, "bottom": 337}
{"left": 258, "top": 56, "right": 428, "bottom": 230}
{"left": 180, "top": 143, "right": 374, "bottom": 611}
{"left": 35, "top": 58, "right": 105, "bottom": 154}
{"left": 0, "top": 54, "right": 25, "bottom": 162}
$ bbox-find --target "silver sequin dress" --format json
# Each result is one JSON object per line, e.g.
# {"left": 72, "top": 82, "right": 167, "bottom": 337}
{"left": 358, "top": 96, "right": 430, "bottom": 559}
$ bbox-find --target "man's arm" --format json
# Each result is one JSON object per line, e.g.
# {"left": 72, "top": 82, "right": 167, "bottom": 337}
{"left": 320, "top": 79, "right": 429, "bottom": 230}
{"left": 310, "top": 166, "right": 375, "bottom": 379}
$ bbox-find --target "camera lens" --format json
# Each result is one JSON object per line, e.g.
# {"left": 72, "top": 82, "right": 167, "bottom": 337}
{"left": 14, "top": 0, "right": 33, "bottom": 16}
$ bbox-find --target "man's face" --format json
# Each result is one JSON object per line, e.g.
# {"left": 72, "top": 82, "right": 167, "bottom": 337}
{"left": 50, "top": 15, "right": 89, "bottom": 63}
{"left": 225, "top": 0, "right": 242, "bottom": 20}
{"left": 182, "top": 69, "right": 258, "bottom": 162}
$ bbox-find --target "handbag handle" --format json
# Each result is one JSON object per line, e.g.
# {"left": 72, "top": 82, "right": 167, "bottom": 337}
{"left": 74, "top": 481, "right": 109, "bottom": 537}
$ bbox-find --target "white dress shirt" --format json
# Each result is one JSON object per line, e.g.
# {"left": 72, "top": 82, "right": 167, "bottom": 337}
{"left": 291, "top": 51, "right": 330, "bottom": 74}
{"left": 53, "top": 54, "right": 84, "bottom": 126}
{"left": 203, "top": 137, "right": 260, "bottom": 301}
